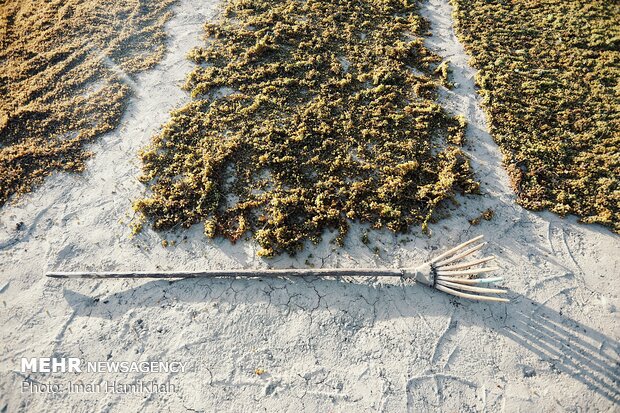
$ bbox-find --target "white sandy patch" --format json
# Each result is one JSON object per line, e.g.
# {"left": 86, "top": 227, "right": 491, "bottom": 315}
{"left": 0, "top": 0, "right": 618, "bottom": 411}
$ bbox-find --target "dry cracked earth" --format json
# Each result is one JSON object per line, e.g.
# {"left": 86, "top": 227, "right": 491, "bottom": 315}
{"left": 0, "top": 0, "right": 618, "bottom": 411}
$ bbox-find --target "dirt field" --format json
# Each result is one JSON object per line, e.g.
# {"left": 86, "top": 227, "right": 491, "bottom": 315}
{"left": 0, "top": 0, "right": 618, "bottom": 411}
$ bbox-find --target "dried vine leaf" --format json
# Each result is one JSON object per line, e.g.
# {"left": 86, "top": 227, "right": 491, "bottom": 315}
{"left": 0, "top": 0, "right": 175, "bottom": 205}
{"left": 451, "top": 0, "right": 620, "bottom": 232}
{"left": 135, "top": 0, "right": 479, "bottom": 256}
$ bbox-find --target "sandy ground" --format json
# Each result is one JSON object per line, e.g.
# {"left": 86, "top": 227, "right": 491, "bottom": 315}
{"left": 1, "top": 0, "right": 618, "bottom": 411}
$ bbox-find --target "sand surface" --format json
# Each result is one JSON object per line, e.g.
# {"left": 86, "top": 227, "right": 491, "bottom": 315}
{"left": 1, "top": 0, "right": 618, "bottom": 411}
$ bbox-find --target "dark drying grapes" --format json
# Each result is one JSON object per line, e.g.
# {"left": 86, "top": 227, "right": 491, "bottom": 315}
{"left": 0, "top": 0, "right": 176, "bottom": 205}
{"left": 451, "top": 0, "right": 620, "bottom": 233}
{"left": 134, "top": 0, "right": 480, "bottom": 256}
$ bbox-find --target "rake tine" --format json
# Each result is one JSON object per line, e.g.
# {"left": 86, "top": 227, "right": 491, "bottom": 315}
{"left": 435, "top": 284, "right": 509, "bottom": 303}
{"left": 439, "top": 256, "right": 495, "bottom": 271}
{"left": 436, "top": 280, "right": 506, "bottom": 294}
{"left": 434, "top": 242, "right": 486, "bottom": 267}
{"left": 436, "top": 266, "right": 500, "bottom": 277}
{"left": 436, "top": 276, "right": 504, "bottom": 285}
{"left": 429, "top": 235, "right": 484, "bottom": 265}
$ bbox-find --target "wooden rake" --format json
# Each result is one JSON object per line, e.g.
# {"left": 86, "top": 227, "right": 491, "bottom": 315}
{"left": 46, "top": 235, "right": 507, "bottom": 302}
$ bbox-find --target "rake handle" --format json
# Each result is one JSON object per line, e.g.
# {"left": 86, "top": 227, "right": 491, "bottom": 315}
{"left": 46, "top": 268, "right": 406, "bottom": 279}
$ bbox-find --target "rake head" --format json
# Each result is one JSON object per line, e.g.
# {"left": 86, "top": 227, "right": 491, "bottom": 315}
{"left": 403, "top": 235, "right": 508, "bottom": 302}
